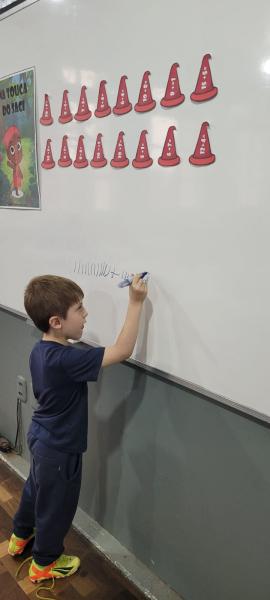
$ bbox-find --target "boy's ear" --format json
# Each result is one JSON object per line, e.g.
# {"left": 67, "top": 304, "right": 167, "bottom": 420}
{"left": 48, "top": 315, "right": 62, "bottom": 330}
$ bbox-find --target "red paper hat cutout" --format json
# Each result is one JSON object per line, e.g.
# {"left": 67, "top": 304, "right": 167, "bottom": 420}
{"left": 110, "top": 131, "right": 129, "bottom": 168}
{"left": 161, "top": 63, "right": 185, "bottom": 108}
{"left": 113, "top": 75, "right": 132, "bottom": 116}
{"left": 74, "top": 135, "right": 88, "bottom": 168}
{"left": 90, "top": 133, "right": 107, "bottom": 168}
{"left": 190, "top": 54, "right": 218, "bottom": 102}
{"left": 158, "top": 126, "right": 180, "bottom": 167}
{"left": 59, "top": 90, "right": 73, "bottom": 124}
{"left": 74, "top": 85, "right": 92, "bottom": 121}
{"left": 40, "top": 94, "right": 53, "bottom": 126}
{"left": 134, "top": 71, "right": 156, "bottom": 113}
{"left": 58, "top": 135, "right": 72, "bottom": 167}
{"left": 41, "top": 138, "right": 55, "bottom": 169}
{"left": 95, "top": 80, "right": 111, "bottom": 118}
{"left": 132, "top": 130, "right": 153, "bottom": 169}
{"left": 189, "top": 122, "right": 215, "bottom": 166}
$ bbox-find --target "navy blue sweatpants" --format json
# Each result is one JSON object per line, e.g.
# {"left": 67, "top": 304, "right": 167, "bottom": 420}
{"left": 13, "top": 433, "right": 82, "bottom": 566}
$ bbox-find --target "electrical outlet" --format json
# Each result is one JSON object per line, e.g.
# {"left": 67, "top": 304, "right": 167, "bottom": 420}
{"left": 17, "top": 375, "right": 27, "bottom": 403}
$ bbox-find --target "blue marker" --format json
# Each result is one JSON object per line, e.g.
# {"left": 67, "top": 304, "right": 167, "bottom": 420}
{"left": 118, "top": 271, "right": 150, "bottom": 288}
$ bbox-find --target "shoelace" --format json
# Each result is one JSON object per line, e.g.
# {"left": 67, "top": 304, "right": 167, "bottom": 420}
{"left": 15, "top": 556, "right": 55, "bottom": 600}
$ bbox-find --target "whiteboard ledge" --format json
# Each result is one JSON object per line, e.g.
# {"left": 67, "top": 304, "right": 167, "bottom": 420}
{"left": 0, "top": 302, "right": 269, "bottom": 426}
{"left": 0, "top": 303, "right": 26, "bottom": 319}
{"left": 0, "top": 0, "right": 40, "bottom": 21}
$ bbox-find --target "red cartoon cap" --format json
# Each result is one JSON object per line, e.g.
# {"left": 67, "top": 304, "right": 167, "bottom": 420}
{"left": 111, "top": 131, "right": 129, "bottom": 168}
{"left": 3, "top": 125, "right": 20, "bottom": 149}
{"left": 73, "top": 135, "right": 88, "bottom": 168}
{"left": 134, "top": 71, "right": 156, "bottom": 113}
{"left": 161, "top": 63, "right": 185, "bottom": 108}
{"left": 90, "top": 133, "right": 107, "bottom": 168}
{"left": 74, "top": 86, "right": 92, "bottom": 121}
{"left": 41, "top": 138, "right": 55, "bottom": 169}
{"left": 113, "top": 76, "right": 132, "bottom": 116}
{"left": 132, "top": 130, "right": 153, "bottom": 169}
{"left": 190, "top": 54, "right": 218, "bottom": 102}
{"left": 189, "top": 122, "right": 215, "bottom": 166}
{"left": 59, "top": 90, "right": 73, "bottom": 124}
{"left": 95, "top": 81, "right": 111, "bottom": 118}
{"left": 58, "top": 135, "right": 72, "bottom": 167}
{"left": 158, "top": 126, "right": 180, "bottom": 167}
{"left": 40, "top": 94, "right": 53, "bottom": 126}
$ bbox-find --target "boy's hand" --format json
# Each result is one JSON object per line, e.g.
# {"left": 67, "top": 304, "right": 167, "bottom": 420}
{"left": 129, "top": 274, "right": 148, "bottom": 304}
{"left": 102, "top": 274, "right": 148, "bottom": 366}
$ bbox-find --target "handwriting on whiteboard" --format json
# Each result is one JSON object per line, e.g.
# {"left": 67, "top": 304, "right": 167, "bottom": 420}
{"left": 73, "top": 260, "right": 132, "bottom": 281}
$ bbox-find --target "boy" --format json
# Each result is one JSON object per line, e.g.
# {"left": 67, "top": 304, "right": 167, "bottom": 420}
{"left": 8, "top": 273, "right": 147, "bottom": 583}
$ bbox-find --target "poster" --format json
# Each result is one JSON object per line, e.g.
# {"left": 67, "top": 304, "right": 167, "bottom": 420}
{"left": 0, "top": 67, "right": 40, "bottom": 209}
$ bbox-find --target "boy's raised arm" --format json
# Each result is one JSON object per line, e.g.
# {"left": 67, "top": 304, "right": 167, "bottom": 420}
{"left": 102, "top": 274, "right": 148, "bottom": 367}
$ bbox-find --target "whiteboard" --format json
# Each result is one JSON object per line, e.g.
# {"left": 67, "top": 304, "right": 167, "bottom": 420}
{"left": 0, "top": 0, "right": 270, "bottom": 420}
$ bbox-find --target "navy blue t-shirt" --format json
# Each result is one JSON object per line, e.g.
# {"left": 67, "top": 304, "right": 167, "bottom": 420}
{"left": 28, "top": 340, "right": 105, "bottom": 453}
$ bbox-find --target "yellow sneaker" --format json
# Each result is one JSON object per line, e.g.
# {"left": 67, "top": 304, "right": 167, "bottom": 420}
{"left": 8, "top": 532, "right": 35, "bottom": 556}
{"left": 29, "top": 554, "right": 80, "bottom": 583}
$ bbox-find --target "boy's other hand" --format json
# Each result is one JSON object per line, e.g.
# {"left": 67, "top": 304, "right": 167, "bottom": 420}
{"left": 129, "top": 274, "right": 148, "bottom": 304}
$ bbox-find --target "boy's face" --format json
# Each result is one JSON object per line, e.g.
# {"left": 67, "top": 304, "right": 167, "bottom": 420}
{"left": 57, "top": 299, "right": 88, "bottom": 340}
{"left": 64, "top": 299, "right": 88, "bottom": 340}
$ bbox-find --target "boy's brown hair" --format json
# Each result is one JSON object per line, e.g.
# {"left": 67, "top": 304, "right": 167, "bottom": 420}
{"left": 24, "top": 275, "right": 84, "bottom": 333}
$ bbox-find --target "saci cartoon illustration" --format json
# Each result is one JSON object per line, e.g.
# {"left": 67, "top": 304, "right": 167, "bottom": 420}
{"left": 2, "top": 125, "right": 24, "bottom": 197}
